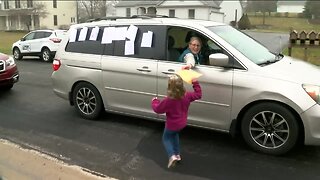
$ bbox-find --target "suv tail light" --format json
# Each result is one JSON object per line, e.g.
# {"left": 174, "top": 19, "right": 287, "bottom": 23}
{"left": 53, "top": 59, "right": 61, "bottom": 71}
{"left": 50, "top": 38, "right": 62, "bottom": 43}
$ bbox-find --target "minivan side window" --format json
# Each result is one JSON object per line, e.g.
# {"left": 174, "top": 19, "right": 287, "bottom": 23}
{"left": 113, "top": 25, "right": 166, "bottom": 60}
{"left": 166, "top": 26, "right": 244, "bottom": 69}
{"left": 65, "top": 27, "right": 107, "bottom": 55}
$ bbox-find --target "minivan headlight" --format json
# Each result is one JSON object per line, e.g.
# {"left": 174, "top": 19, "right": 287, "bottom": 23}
{"left": 303, "top": 84, "right": 320, "bottom": 104}
{"left": 6, "top": 56, "right": 15, "bottom": 67}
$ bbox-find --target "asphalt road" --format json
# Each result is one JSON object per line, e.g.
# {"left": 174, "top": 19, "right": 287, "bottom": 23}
{"left": 1, "top": 55, "right": 320, "bottom": 180}
{"left": 244, "top": 31, "right": 289, "bottom": 53}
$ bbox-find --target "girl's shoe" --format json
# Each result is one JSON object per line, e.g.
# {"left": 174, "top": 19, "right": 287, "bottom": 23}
{"left": 175, "top": 155, "right": 181, "bottom": 161}
{"left": 168, "top": 155, "right": 178, "bottom": 168}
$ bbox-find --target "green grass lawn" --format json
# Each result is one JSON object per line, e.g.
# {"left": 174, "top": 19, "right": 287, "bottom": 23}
{"left": 0, "top": 31, "right": 27, "bottom": 55}
{"left": 249, "top": 15, "right": 320, "bottom": 65}
{"left": 248, "top": 16, "right": 320, "bottom": 32}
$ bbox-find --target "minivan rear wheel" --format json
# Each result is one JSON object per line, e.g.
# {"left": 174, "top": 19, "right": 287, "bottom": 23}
{"left": 241, "top": 102, "right": 299, "bottom": 155}
{"left": 73, "top": 82, "right": 103, "bottom": 120}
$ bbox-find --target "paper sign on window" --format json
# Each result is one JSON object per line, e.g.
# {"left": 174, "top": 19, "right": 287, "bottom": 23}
{"left": 126, "top": 25, "right": 138, "bottom": 42}
{"left": 78, "top": 27, "right": 88, "bottom": 41}
{"left": 101, "top": 27, "right": 115, "bottom": 44}
{"left": 125, "top": 40, "right": 135, "bottom": 55}
{"left": 89, "top": 26, "right": 99, "bottom": 41}
{"left": 141, "top": 31, "right": 153, "bottom": 47}
{"left": 69, "top": 28, "right": 77, "bottom": 42}
{"left": 113, "top": 27, "right": 128, "bottom": 41}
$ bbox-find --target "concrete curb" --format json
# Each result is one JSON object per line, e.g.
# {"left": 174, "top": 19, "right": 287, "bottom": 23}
{"left": 0, "top": 139, "right": 117, "bottom": 180}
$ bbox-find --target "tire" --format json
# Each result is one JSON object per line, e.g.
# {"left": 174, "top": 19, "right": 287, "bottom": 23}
{"left": 41, "top": 48, "right": 52, "bottom": 62}
{"left": 241, "top": 102, "right": 299, "bottom": 155}
{"left": 13, "top": 48, "right": 22, "bottom": 60}
{"left": 0, "top": 84, "right": 13, "bottom": 91}
{"left": 73, "top": 82, "right": 103, "bottom": 120}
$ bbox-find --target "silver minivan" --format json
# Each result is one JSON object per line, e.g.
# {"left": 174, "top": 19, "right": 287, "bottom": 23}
{"left": 51, "top": 17, "right": 320, "bottom": 155}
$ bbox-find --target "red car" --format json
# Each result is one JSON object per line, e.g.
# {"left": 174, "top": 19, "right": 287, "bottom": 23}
{"left": 0, "top": 52, "right": 19, "bottom": 90}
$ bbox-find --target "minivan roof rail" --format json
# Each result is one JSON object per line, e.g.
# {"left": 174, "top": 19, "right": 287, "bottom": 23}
{"left": 131, "top": 14, "right": 170, "bottom": 19}
{"left": 86, "top": 16, "right": 128, "bottom": 22}
{"left": 86, "top": 15, "right": 171, "bottom": 22}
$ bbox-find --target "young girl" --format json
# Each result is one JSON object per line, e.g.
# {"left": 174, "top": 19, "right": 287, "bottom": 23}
{"left": 151, "top": 74, "right": 202, "bottom": 168}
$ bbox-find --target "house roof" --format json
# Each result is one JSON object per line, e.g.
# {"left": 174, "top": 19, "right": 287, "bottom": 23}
{"left": 115, "top": 1, "right": 163, "bottom": 7}
{"left": 115, "top": 0, "right": 221, "bottom": 8}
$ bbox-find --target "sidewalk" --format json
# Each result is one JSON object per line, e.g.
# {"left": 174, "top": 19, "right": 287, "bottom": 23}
{"left": 0, "top": 139, "right": 116, "bottom": 180}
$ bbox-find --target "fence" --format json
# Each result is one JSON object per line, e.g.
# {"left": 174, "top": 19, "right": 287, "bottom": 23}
{"left": 288, "top": 30, "right": 320, "bottom": 60}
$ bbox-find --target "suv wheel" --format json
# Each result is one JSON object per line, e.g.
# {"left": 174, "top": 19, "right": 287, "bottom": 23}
{"left": 73, "top": 82, "right": 103, "bottom": 120}
{"left": 13, "top": 48, "right": 22, "bottom": 60}
{"left": 41, "top": 48, "right": 52, "bottom": 62}
{"left": 241, "top": 102, "right": 299, "bottom": 155}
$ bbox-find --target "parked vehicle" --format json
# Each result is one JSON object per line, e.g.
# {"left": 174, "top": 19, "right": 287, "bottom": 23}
{"left": 0, "top": 52, "right": 19, "bottom": 90}
{"left": 51, "top": 16, "right": 320, "bottom": 155}
{"left": 12, "top": 29, "right": 67, "bottom": 62}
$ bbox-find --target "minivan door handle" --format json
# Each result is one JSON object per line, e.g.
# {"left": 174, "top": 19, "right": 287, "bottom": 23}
{"left": 161, "top": 69, "right": 175, "bottom": 75}
{"left": 137, "top": 66, "right": 151, "bottom": 72}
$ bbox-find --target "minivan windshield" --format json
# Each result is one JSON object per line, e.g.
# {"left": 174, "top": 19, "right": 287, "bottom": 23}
{"left": 208, "top": 25, "right": 279, "bottom": 65}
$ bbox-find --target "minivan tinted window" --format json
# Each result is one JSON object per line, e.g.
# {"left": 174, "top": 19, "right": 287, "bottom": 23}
{"left": 65, "top": 27, "right": 106, "bottom": 55}
{"left": 113, "top": 25, "right": 166, "bottom": 60}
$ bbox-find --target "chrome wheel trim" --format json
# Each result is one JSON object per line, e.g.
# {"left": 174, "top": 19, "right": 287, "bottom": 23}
{"left": 76, "top": 87, "right": 97, "bottom": 115}
{"left": 42, "top": 50, "right": 50, "bottom": 61}
{"left": 13, "top": 49, "right": 20, "bottom": 59}
{"left": 249, "top": 111, "right": 289, "bottom": 149}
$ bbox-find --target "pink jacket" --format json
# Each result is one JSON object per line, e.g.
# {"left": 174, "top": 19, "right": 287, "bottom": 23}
{"left": 151, "top": 81, "right": 202, "bottom": 131}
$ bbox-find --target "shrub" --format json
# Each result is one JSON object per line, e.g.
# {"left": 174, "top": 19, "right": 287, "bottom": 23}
{"left": 238, "top": 13, "right": 251, "bottom": 30}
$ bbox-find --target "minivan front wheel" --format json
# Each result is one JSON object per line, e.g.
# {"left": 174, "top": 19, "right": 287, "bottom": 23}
{"left": 241, "top": 102, "right": 299, "bottom": 155}
{"left": 73, "top": 82, "right": 103, "bottom": 120}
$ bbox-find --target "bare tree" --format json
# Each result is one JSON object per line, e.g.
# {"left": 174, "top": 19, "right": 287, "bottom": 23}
{"left": 79, "top": 0, "right": 107, "bottom": 20}
{"left": 78, "top": 0, "right": 119, "bottom": 22}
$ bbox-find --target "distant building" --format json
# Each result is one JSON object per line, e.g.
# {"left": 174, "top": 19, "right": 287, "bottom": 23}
{"left": 114, "top": 0, "right": 243, "bottom": 25}
{"left": 0, "top": 0, "right": 77, "bottom": 31}
{"left": 277, "top": 0, "right": 306, "bottom": 13}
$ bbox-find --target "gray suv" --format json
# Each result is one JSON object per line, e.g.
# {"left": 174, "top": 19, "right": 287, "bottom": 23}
{"left": 51, "top": 16, "right": 320, "bottom": 155}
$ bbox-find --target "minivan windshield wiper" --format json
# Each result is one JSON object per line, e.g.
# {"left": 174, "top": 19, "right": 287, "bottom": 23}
{"left": 257, "top": 60, "right": 277, "bottom": 66}
{"left": 275, "top": 53, "right": 284, "bottom": 61}
{"left": 257, "top": 53, "right": 283, "bottom": 66}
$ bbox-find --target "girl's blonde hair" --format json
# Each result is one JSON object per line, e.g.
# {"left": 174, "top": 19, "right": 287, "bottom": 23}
{"left": 167, "top": 74, "right": 186, "bottom": 99}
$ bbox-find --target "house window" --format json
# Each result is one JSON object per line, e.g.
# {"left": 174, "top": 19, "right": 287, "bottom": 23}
{"left": 126, "top": 8, "right": 131, "bottom": 17}
{"left": 4, "top": 0, "right": 9, "bottom": 9}
{"left": 71, "top": 17, "right": 76, "bottom": 23}
{"left": 27, "top": 0, "right": 33, "bottom": 8}
{"left": 15, "top": 0, "right": 21, "bottom": 8}
{"left": 169, "top": 9, "right": 175, "bottom": 17}
{"left": 188, "top": 9, "right": 195, "bottom": 19}
{"left": 53, "top": 15, "right": 58, "bottom": 26}
{"left": 147, "top": 7, "right": 156, "bottom": 15}
{"left": 53, "top": 0, "right": 57, "bottom": 8}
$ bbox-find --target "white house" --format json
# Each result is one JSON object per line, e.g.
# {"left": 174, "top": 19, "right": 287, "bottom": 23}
{"left": 277, "top": 0, "right": 306, "bottom": 13}
{"left": 0, "top": 0, "right": 77, "bottom": 31}
{"left": 114, "top": 0, "right": 243, "bottom": 25}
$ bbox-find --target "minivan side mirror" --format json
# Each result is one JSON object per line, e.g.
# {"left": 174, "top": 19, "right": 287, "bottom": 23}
{"left": 20, "top": 37, "right": 26, "bottom": 41}
{"left": 209, "top": 53, "right": 229, "bottom": 67}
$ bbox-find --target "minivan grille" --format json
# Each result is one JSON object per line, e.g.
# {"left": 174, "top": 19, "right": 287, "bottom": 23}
{"left": 0, "top": 60, "right": 5, "bottom": 72}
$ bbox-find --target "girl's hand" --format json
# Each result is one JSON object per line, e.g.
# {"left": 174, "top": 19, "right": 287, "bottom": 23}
{"left": 152, "top": 97, "right": 158, "bottom": 101}
{"left": 191, "top": 78, "right": 198, "bottom": 83}
{"left": 181, "top": 64, "right": 192, "bottom": 70}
